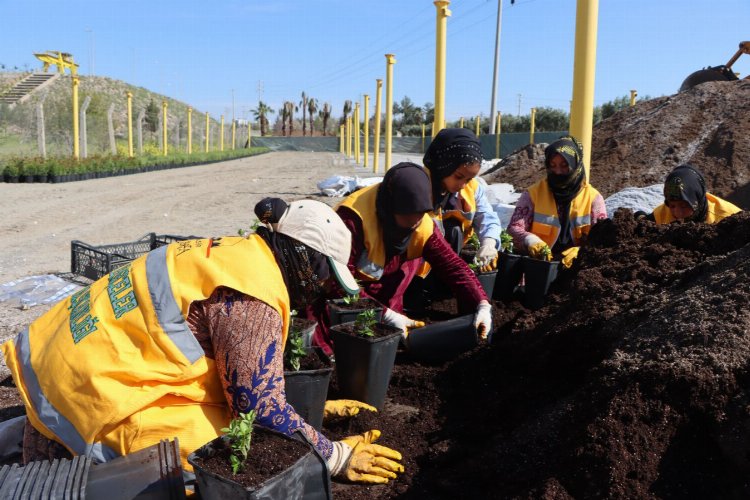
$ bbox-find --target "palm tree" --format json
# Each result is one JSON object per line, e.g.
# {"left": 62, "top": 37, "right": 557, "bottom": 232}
{"left": 341, "top": 100, "right": 352, "bottom": 126}
{"left": 252, "top": 101, "right": 274, "bottom": 136}
{"left": 284, "top": 101, "right": 297, "bottom": 136}
{"left": 279, "top": 102, "right": 289, "bottom": 136}
{"left": 320, "top": 102, "right": 332, "bottom": 136}
{"left": 299, "top": 91, "right": 308, "bottom": 136}
{"left": 307, "top": 98, "right": 318, "bottom": 136}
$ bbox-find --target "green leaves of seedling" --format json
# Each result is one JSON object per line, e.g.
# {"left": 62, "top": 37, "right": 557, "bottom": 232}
{"left": 355, "top": 309, "right": 377, "bottom": 337}
{"left": 285, "top": 324, "right": 307, "bottom": 371}
{"left": 342, "top": 292, "right": 360, "bottom": 305}
{"left": 221, "top": 410, "right": 257, "bottom": 474}
{"left": 500, "top": 230, "right": 514, "bottom": 253}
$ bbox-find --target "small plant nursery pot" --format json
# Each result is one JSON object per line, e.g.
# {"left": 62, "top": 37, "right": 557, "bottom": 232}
{"left": 476, "top": 270, "right": 497, "bottom": 298}
{"left": 290, "top": 317, "right": 318, "bottom": 348}
{"left": 330, "top": 322, "right": 401, "bottom": 410}
{"left": 406, "top": 314, "right": 477, "bottom": 363}
{"left": 327, "top": 298, "right": 383, "bottom": 327}
{"left": 494, "top": 252, "right": 524, "bottom": 301}
{"left": 284, "top": 348, "right": 333, "bottom": 430}
{"left": 188, "top": 428, "right": 331, "bottom": 500}
{"left": 521, "top": 257, "right": 560, "bottom": 310}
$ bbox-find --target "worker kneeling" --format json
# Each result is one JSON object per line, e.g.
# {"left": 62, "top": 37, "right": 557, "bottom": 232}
{"left": 2, "top": 198, "right": 403, "bottom": 486}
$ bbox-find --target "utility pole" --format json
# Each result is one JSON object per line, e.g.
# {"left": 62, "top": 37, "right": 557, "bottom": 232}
{"left": 489, "top": 0, "right": 504, "bottom": 134}
{"left": 257, "top": 80, "right": 264, "bottom": 104}
{"left": 517, "top": 94, "right": 522, "bottom": 117}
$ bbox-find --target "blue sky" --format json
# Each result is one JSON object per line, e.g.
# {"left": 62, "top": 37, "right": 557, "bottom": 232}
{"left": 3, "top": 0, "right": 749, "bottom": 122}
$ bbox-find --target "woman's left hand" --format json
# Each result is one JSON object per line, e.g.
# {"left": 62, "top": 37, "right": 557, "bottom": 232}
{"left": 473, "top": 301, "right": 493, "bottom": 341}
{"left": 477, "top": 237, "right": 499, "bottom": 272}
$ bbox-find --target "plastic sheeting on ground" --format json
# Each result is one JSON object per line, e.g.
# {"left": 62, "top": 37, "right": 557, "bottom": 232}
{"left": 604, "top": 184, "right": 663, "bottom": 218}
{"left": 317, "top": 175, "right": 383, "bottom": 197}
{"left": 0, "top": 274, "right": 82, "bottom": 308}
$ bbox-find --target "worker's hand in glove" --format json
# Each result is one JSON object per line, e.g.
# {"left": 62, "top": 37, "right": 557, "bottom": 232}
{"left": 525, "top": 234, "right": 552, "bottom": 261}
{"left": 327, "top": 430, "right": 404, "bottom": 484}
{"left": 477, "top": 237, "right": 499, "bottom": 272}
{"left": 474, "top": 300, "right": 493, "bottom": 341}
{"left": 323, "top": 400, "right": 377, "bottom": 419}
{"left": 382, "top": 308, "right": 425, "bottom": 338}
{"left": 560, "top": 246, "right": 580, "bottom": 269}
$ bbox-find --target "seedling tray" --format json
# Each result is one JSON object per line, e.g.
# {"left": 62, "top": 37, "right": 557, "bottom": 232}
{"left": 71, "top": 232, "right": 202, "bottom": 281}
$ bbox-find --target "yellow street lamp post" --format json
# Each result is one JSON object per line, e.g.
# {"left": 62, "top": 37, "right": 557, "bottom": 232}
{"left": 373, "top": 79, "right": 383, "bottom": 173}
{"left": 433, "top": 0, "right": 451, "bottom": 136}
{"left": 530, "top": 107, "right": 537, "bottom": 145}
{"left": 495, "top": 111, "right": 501, "bottom": 159}
{"left": 630, "top": 89, "right": 637, "bottom": 107}
{"left": 72, "top": 76, "right": 80, "bottom": 159}
{"left": 354, "top": 102, "right": 361, "bottom": 164}
{"left": 363, "top": 94, "right": 370, "bottom": 169}
{"left": 385, "top": 54, "right": 396, "bottom": 170}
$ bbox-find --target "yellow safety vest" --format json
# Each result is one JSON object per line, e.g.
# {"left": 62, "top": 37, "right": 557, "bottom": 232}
{"left": 427, "top": 174, "right": 479, "bottom": 245}
{"left": 338, "top": 183, "right": 434, "bottom": 281}
{"left": 527, "top": 178, "right": 600, "bottom": 248}
{"left": 653, "top": 192, "right": 741, "bottom": 224}
{"left": 2, "top": 235, "right": 289, "bottom": 469}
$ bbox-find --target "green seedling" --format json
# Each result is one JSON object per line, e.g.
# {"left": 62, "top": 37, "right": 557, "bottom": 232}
{"left": 500, "top": 230, "right": 514, "bottom": 253}
{"left": 539, "top": 245, "right": 552, "bottom": 261}
{"left": 238, "top": 218, "right": 263, "bottom": 237}
{"left": 342, "top": 292, "right": 360, "bottom": 305}
{"left": 468, "top": 259, "right": 480, "bottom": 273}
{"left": 354, "top": 309, "right": 377, "bottom": 337}
{"left": 285, "top": 324, "right": 307, "bottom": 371}
{"left": 466, "top": 232, "right": 481, "bottom": 251}
{"left": 221, "top": 410, "right": 257, "bottom": 474}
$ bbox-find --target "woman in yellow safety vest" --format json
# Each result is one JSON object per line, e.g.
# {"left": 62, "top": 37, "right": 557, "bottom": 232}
{"left": 3, "top": 198, "right": 404, "bottom": 486}
{"left": 310, "top": 162, "right": 493, "bottom": 354}
{"left": 422, "top": 128, "right": 502, "bottom": 272}
{"left": 638, "top": 164, "right": 741, "bottom": 224}
{"left": 506, "top": 136, "right": 608, "bottom": 268}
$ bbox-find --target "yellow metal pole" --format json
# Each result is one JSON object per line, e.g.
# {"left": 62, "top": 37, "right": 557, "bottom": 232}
{"left": 220, "top": 115, "right": 225, "bottom": 151}
{"left": 354, "top": 102, "right": 361, "bottom": 164}
{"left": 339, "top": 124, "right": 345, "bottom": 153}
{"left": 459, "top": 117, "right": 464, "bottom": 129}
{"left": 346, "top": 116, "right": 352, "bottom": 158}
{"left": 475, "top": 115, "right": 480, "bottom": 136}
{"left": 421, "top": 123, "right": 425, "bottom": 154}
{"left": 72, "top": 76, "right": 80, "bottom": 159}
{"left": 205, "top": 112, "right": 210, "bottom": 152}
{"left": 187, "top": 107, "right": 192, "bottom": 154}
{"left": 363, "top": 94, "right": 370, "bottom": 169}
{"left": 162, "top": 100, "right": 168, "bottom": 156}
{"left": 232, "top": 119, "right": 236, "bottom": 150}
{"left": 629, "top": 89, "right": 637, "bottom": 107}
{"left": 433, "top": 1, "right": 451, "bottom": 136}
{"left": 373, "top": 79, "right": 383, "bottom": 173}
{"left": 495, "top": 111, "right": 501, "bottom": 159}
{"left": 569, "top": 0, "right": 599, "bottom": 180}
{"left": 530, "top": 107, "right": 537, "bottom": 145}
{"left": 385, "top": 53, "right": 396, "bottom": 170}
{"left": 127, "top": 91, "right": 134, "bottom": 158}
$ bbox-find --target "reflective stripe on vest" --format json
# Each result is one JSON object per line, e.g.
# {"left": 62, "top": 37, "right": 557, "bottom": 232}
{"left": 528, "top": 178, "right": 600, "bottom": 248}
{"left": 339, "top": 183, "right": 434, "bottom": 281}
{"left": 653, "top": 193, "right": 741, "bottom": 225}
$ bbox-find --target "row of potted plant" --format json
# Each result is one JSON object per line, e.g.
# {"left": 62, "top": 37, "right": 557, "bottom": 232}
{"left": 0, "top": 147, "right": 270, "bottom": 183}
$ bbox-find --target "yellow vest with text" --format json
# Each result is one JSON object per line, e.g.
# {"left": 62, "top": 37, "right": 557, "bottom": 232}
{"left": 653, "top": 192, "right": 741, "bottom": 224}
{"left": 528, "top": 178, "right": 600, "bottom": 248}
{"left": 2, "top": 235, "right": 289, "bottom": 468}
{"left": 338, "top": 183, "right": 434, "bottom": 281}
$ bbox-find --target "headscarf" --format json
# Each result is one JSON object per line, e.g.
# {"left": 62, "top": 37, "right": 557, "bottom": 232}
{"left": 422, "top": 128, "right": 483, "bottom": 210}
{"left": 254, "top": 197, "right": 331, "bottom": 310}
{"left": 544, "top": 136, "right": 586, "bottom": 205}
{"left": 663, "top": 164, "right": 708, "bottom": 222}
{"left": 375, "top": 162, "right": 433, "bottom": 257}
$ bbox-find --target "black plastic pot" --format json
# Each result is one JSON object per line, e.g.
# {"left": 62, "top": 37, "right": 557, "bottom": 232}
{"left": 521, "top": 257, "right": 559, "bottom": 309}
{"left": 476, "top": 270, "right": 497, "bottom": 298}
{"left": 330, "top": 323, "right": 401, "bottom": 409}
{"left": 327, "top": 298, "right": 383, "bottom": 327}
{"left": 290, "top": 317, "right": 318, "bottom": 348}
{"left": 406, "top": 314, "right": 477, "bottom": 363}
{"left": 284, "top": 348, "right": 333, "bottom": 430}
{"left": 188, "top": 428, "right": 331, "bottom": 500}
{"left": 494, "top": 252, "right": 524, "bottom": 300}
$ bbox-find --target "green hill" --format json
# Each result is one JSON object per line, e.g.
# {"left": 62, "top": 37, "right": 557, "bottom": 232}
{"left": 0, "top": 72, "right": 229, "bottom": 159}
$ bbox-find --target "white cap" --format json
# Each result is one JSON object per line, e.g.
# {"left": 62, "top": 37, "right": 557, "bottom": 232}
{"left": 275, "top": 200, "right": 359, "bottom": 295}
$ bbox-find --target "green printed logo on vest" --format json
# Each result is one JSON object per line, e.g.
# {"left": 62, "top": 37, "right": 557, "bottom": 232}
{"left": 108, "top": 264, "right": 138, "bottom": 319}
{"left": 68, "top": 287, "right": 100, "bottom": 344}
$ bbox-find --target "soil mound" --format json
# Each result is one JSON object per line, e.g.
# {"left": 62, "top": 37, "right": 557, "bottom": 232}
{"left": 485, "top": 80, "right": 750, "bottom": 209}
{"left": 407, "top": 210, "right": 750, "bottom": 498}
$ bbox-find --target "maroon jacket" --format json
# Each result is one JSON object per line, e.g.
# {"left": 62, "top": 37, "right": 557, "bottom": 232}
{"left": 310, "top": 206, "right": 486, "bottom": 355}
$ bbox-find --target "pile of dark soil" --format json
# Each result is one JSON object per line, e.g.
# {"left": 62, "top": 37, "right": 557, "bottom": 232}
{"left": 326, "top": 209, "right": 750, "bottom": 498}
{"left": 485, "top": 80, "right": 750, "bottom": 208}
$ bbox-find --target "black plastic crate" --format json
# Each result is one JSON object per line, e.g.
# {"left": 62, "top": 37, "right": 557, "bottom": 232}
{"left": 71, "top": 233, "right": 203, "bottom": 281}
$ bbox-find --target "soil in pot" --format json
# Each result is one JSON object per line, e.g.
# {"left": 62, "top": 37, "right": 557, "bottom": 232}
{"left": 190, "top": 430, "right": 310, "bottom": 489}
{"left": 327, "top": 297, "right": 384, "bottom": 326}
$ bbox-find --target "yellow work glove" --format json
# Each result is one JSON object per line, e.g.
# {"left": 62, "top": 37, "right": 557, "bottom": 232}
{"left": 525, "top": 234, "right": 552, "bottom": 261}
{"left": 477, "top": 237, "right": 499, "bottom": 272}
{"left": 382, "top": 308, "right": 425, "bottom": 339}
{"left": 561, "top": 246, "right": 580, "bottom": 269}
{"left": 328, "top": 430, "right": 404, "bottom": 484}
{"left": 323, "top": 399, "right": 377, "bottom": 419}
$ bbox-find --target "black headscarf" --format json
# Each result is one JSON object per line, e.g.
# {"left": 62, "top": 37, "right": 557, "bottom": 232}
{"left": 663, "top": 164, "right": 708, "bottom": 222}
{"left": 253, "top": 197, "right": 331, "bottom": 310}
{"left": 375, "top": 162, "right": 433, "bottom": 257}
{"left": 423, "top": 128, "right": 483, "bottom": 211}
{"left": 544, "top": 136, "right": 586, "bottom": 205}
